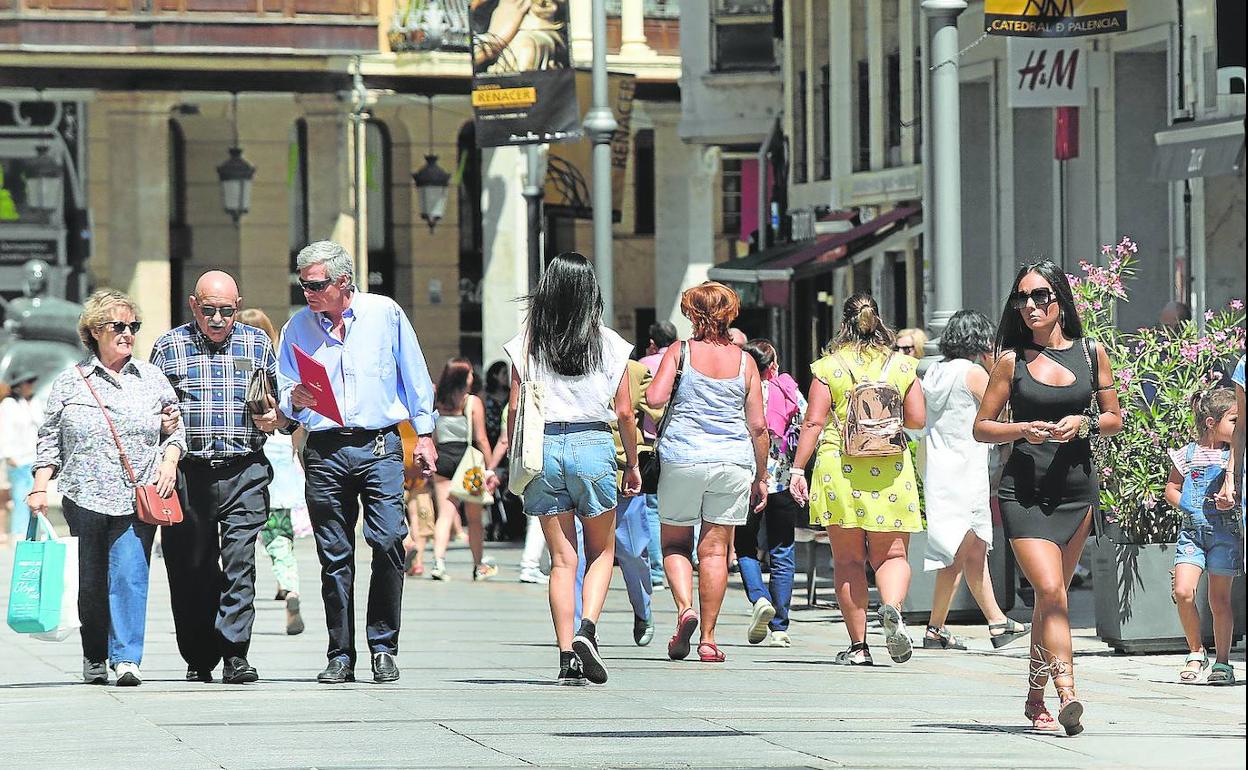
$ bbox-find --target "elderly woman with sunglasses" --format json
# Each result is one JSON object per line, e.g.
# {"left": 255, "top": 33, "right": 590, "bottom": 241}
{"left": 28, "top": 289, "right": 186, "bottom": 687}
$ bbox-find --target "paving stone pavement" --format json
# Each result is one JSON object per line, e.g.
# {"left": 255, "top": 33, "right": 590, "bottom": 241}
{"left": 1, "top": 521, "right": 1244, "bottom": 770}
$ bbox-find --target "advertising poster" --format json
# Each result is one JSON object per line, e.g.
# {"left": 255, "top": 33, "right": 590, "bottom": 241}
{"left": 471, "top": 0, "right": 583, "bottom": 148}
{"left": 985, "top": 0, "right": 1127, "bottom": 38}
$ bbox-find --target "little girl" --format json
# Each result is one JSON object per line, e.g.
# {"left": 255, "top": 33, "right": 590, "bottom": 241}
{"left": 1166, "top": 388, "right": 1241, "bottom": 686}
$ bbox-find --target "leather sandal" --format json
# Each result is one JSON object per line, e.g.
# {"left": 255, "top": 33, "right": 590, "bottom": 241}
{"left": 1048, "top": 655, "right": 1084, "bottom": 736}
{"left": 697, "top": 641, "right": 726, "bottom": 663}
{"left": 1179, "top": 650, "right": 1209, "bottom": 683}
{"left": 989, "top": 618, "right": 1031, "bottom": 649}
{"left": 1025, "top": 654, "right": 1058, "bottom": 731}
{"left": 667, "top": 608, "right": 699, "bottom": 661}
{"left": 922, "top": 625, "right": 967, "bottom": 650}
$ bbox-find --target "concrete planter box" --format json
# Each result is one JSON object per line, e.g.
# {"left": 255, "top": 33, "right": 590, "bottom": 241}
{"left": 1092, "top": 538, "right": 1246, "bottom": 653}
{"left": 902, "top": 525, "right": 1015, "bottom": 625}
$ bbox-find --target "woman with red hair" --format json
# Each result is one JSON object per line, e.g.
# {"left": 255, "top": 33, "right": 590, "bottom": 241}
{"left": 647, "top": 282, "right": 769, "bottom": 663}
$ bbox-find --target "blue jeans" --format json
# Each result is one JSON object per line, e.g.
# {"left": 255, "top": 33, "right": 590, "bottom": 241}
{"left": 734, "top": 491, "right": 800, "bottom": 632}
{"left": 62, "top": 497, "right": 156, "bottom": 665}
{"left": 575, "top": 494, "right": 653, "bottom": 625}
{"left": 644, "top": 493, "right": 664, "bottom": 585}
{"left": 7, "top": 463, "right": 33, "bottom": 537}
{"left": 303, "top": 428, "right": 407, "bottom": 664}
{"left": 523, "top": 424, "right": 617, "bottom": 517}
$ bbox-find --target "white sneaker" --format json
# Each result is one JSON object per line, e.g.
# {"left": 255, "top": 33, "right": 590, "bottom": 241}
{"left": 114, "top": 662, "right": 142, "bottom": 687}
{"left": 768, "top": 630, "right": 792, "bottom": 647}
{"left": 878, "top": 604, "right": 913, "bottom": 664}
{"left": 430, "top": 558, "right": 449, "bottom": 581}
{"left": 518, "top": 567, "right": 549, "bottom": 584}
{"left": 747, "top": 598, "right": 776, "bottom": 645}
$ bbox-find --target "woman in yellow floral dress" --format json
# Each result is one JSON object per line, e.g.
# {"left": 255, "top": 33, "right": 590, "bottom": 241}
{"left": 789, "top": 293, "right": 926, "bottom": 666}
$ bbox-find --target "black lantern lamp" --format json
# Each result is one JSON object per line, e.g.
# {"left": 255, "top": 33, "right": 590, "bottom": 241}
{"left": 24, "top": 145, "right": 64, "bottom": 214}
{"left": 411, "top": 96, "right": 450, "bottom": 231}
{"left": 216, "top": 93, "right": 256, "bottom": 223}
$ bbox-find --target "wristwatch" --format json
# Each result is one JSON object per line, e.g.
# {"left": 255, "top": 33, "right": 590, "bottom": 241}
{"left": 1077, "top": 415, "right": 1091, "bottom": 440}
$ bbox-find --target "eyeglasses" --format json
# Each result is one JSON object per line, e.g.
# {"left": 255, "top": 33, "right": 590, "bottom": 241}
{"left": 99, "top": 321, "right": 142, "bottom": 335}
{"left": 894, "top": 344, "right": 915, "bottom": 354}
{"left": 199, "top": 305, "right": 236, "bottom": 319}
{"left": 1010, "top": 288, "right": 1057, "bottom": 310}
{"left": 299, "top": 277, "right": 335, "bottom": 293}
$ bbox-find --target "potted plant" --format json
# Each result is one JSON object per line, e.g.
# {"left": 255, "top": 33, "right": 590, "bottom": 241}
{"left": 1072, "top": 236, "right": 1246, "bottom": 653}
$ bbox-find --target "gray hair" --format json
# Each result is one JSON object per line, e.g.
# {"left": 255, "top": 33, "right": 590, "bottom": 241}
{"left": 295, "top": 240, "right": 355, "bottom": 285}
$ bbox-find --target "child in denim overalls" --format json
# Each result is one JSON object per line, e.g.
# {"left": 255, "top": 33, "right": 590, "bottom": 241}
{"left": 1165, "top": 388, "right": 1241, "bottom": 686}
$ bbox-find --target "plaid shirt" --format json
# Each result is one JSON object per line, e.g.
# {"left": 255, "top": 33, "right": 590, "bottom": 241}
{"left": 150, "top": 321, "right": 278, "bottom": 460}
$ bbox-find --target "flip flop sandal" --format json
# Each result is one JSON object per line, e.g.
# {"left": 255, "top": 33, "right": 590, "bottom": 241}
{"left": 989, "top": 618, "right": 1031, "bottom": 649}
{"left": 697, "top": 642, "right": 726, "bottom": 663}
{"left": 667, "top": 609, "right": 699, "bottom": 661}
{"left": 1179, "top": 651, "right": 1209, "bottom": 683}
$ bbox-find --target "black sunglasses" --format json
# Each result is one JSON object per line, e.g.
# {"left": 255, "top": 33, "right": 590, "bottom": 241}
{"left": 1010, "top": 288, "right": 1056, "bottom": 310}
{"left": 199, "top": 305, "right": 236, "bottom": 319}
{"left": 299, "top": 277, "right": 335, "bottom": 293}
{"left": 894, "top": 344, "right": 915, "bottom": 353}
{"left": 100, "top": 321, "right": 142, "bottom": 335}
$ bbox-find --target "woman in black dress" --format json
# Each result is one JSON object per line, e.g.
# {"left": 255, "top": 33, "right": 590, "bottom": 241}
{"left": 974, "top": 261, "right": 1122, "bottom": 736}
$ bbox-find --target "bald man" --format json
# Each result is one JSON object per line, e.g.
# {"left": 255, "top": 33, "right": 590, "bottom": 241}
{"left": 150, "top": 270, "right": 286, "bottom": 685}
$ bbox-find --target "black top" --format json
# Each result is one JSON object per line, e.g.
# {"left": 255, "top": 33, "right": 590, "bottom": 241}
{"left": 997, "top": 341, "right": 1099, "bottom": 545}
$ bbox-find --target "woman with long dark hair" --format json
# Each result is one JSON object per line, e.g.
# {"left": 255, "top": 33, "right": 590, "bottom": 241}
{"left": 789, "top": 292, "right": 925, "bottom": 666}
{"left": 973, "top": 260, "right": 1122, "bottom": 736}
{"left": 429, "top": 357, "right": 498, "bottom": 580}
{"left": 504, "top": 252, "right": 641, "bottom": 685}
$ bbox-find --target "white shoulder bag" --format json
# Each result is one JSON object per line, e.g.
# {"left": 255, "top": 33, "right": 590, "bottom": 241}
{"left": 508, "top": 348, "right": 545, "bottom": 495}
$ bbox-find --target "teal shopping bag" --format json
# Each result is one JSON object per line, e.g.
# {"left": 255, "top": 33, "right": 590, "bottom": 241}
{"left": 7, "top": 514, "right": 67, "bottom": 634}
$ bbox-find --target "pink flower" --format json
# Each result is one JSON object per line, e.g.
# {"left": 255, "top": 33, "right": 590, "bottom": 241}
{"left": 1101, "top": 244, "right": 1114, "bottom": 255}
{"left": 1143, "top": 498, "right": 1157, "bottom": 511}
{"left": 1205, "top": 309, "right": 1216, "bottom": 321}
{"left": 1232, "top": 299, "right": 1244, "bottom": 311}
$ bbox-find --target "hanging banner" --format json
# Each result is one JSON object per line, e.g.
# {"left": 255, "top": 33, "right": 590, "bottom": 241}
{"left": 1007, "top": 38, "right": 1089, "bottom": 107}
{"left": 470, "top": 0, "right": 582, "bottom": 148}
{"left": 985, "top": 0, "right": 1127, "bottom": 38}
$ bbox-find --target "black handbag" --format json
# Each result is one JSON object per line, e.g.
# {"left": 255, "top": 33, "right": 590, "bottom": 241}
{"left": 640, "top": 342, "right": 686, "bottom": 494}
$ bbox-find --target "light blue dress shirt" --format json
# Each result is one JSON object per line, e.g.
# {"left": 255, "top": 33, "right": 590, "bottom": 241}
{"left": 277, "top": 292, "right": 436, "bottom": 435}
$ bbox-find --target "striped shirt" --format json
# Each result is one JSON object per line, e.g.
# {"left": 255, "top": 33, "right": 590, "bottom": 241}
{"left": 150, "top": 322, "right": 277, "bottom": 460}
{"left": 1169, "top": 443, "right": 1229, "bottom": 477}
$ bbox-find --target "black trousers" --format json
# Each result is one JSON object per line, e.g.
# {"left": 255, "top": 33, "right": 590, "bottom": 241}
{"left": 165, "top": 453, "right": 271, "bottom": 670}
{"left": 303, "top": 427, "right": 407, "bottom": 665}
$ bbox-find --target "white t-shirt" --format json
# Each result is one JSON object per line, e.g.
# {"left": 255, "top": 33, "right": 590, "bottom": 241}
{"left": 503, "top": 326, "right": 633, "bottom": 424}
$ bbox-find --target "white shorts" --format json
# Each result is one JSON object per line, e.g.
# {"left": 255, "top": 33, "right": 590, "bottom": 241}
{"left": 657, "top": 462, "right": 753, "bottom": 527}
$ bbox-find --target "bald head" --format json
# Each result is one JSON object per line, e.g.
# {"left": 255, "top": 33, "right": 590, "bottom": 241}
{"left": 190, "top": 270, "right": 241, "bottom": 344}
{"left": 195, "top": 270, "right": 240, "bottom": 302}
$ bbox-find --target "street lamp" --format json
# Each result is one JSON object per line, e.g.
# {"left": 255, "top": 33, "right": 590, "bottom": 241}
{"left": 411, "top": 96, "right": 450, "bottom": 231}
{"left": 217, "top": 92, "right": 255, "bottom": 223}
{"left": 24, "top": 145, "right": 63, "bottom": 214}
{"left": 217, "top": 147, "right": 255, "bottom": 223}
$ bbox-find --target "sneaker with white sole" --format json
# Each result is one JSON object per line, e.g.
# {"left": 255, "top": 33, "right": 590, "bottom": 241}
{"left": 113, "top": 662, "right": 142, "bottom": 687}
{"left": 878, "top": 604, "right": 913, "bottom": 664}
{"left": 572, "top": 632, "right": 608, "bottom": 684}
{"left": 747, "top": 597, "right": 776, "bottom": 644}
{"left": 430, "top": 558, "right": 449, "bottom": 581}
{"left": 83, "top": 659, "right": 108, "bottom": 685}
{"left": 768, "top": 630, "right": 792, "bottom": 647}
{"left": 518, "top": 567, "right": 549, "bottom": 584}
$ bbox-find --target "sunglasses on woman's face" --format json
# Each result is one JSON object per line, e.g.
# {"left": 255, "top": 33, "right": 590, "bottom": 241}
{"left": 1010, "top": 288, "right": 1056, "bottom": 310}
{"left": 100, "top": 321, "right": 142, "bottom": 335}
{"left": 894, "top": 344, "right": 915, "bottom": 354}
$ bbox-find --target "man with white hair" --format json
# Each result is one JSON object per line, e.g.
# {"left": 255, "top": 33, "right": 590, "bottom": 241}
{"left": 277, "top": 240, "right": 437, "bottom": 685}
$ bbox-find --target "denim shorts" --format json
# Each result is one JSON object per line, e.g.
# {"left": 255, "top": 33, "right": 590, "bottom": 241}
{"left": 1175, "top": 517, "right": 1245, "bottom": 577}
{"left": 522, "top": 423, "right": 618, "bottom": 518}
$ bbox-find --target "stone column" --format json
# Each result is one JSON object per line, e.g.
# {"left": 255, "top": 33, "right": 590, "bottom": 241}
{"left": 569, "top": 0, "right": 592, "bottom": 65}
{"left": 102, "top": 92, "right": 176, "bottom": 355}
{"left": 619, "top": 0, "right": 654, "bottom": 58}
{"left": 655, "top": 137, "right": 719, "bottom": 337}
{"left": 298, "top": 94, "right": 356, "bottom": 264}
{"left": 480, "top": 145, "right": 530, "bottom": 361}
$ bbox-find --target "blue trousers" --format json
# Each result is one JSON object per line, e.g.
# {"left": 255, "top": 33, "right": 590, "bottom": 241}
{"left": 575, "top": 494, "right": 653, "bottom": 625}
{"left": 734, "top": 491, "right": 801, "bottom": 632}
{"left": 7, "top": 463, "right": 33, "bottom": 537}
{"left": 62, "top": 498, "right": 155, "bottom": 665}
{"left": 644, "top": 493, "right": 664, "bottom": 585}
{"left": 303, "top": 428, "right": 408, "bottom": 664}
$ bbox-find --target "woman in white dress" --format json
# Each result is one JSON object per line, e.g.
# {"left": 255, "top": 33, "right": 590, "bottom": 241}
{"left": 921, "top": 310, "right": 1029, "bottom": 650}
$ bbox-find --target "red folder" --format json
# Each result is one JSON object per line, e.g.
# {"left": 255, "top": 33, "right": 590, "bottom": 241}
{"left": 292, "top": 344, "right": 344, "bottom": 426}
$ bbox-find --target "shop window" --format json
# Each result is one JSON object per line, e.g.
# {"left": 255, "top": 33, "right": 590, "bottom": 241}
{"left": 168, "top": 120, "right": 189, "bottom": 326}
{"left": 365, "top": 121, "right": 394, "bottom": 297}
{"left": 457, "top": 123, "right": 484, "bottom": 364}
{"left": 288, "top": 119, "right": 309, "bottom": 306}
{"left": 793, "top": 70, "right": 808, "bottom": 183}
{"left": 712, "top": 0, "right": 776, "bottom": 72}
{"left": 721, "top": 157, "right": 743, "bottom": 237}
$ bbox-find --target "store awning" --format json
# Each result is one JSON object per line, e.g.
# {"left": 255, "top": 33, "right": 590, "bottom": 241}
{"left": 1152, "top": 118, "right": 1245, "bottom": 181}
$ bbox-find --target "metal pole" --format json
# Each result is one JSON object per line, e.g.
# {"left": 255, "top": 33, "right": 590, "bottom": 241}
{"left": 523, "top": 144, "right": 545, "bottom": 292}
{"left": 921, "top": 0, "right": 966, "bottom": 337}
{"left": 584, "top": 0, "right": 619, "bottom": 322}
{"left": 352, "top": 58, "right": 369, "bottom": 290}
